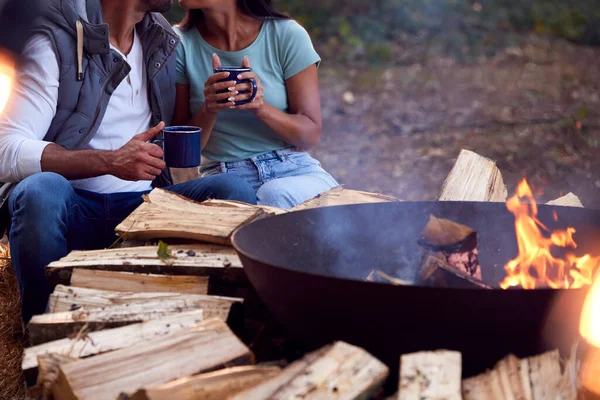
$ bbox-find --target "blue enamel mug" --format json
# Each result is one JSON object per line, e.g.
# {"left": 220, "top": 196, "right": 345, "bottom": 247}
{"left": 214, "top": 66, "right": 258, "bottom": 105}
{"left": 157, "top": 126, "right": 202, "bottom": 168}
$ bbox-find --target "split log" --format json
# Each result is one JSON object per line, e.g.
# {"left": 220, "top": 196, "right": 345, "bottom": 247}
{"left": 127, "top": 366, "right": 281, "bottom": 400}
{"left": 30, "top": 354, "right": 77, "bottom": 400}
{"left": 23, "top": 310, "right": 205, "bottom": 373}
{"left": 30, "top": 294, "right": 239, "bottom": 345}
{"left": 438, "top": 149, "right": 508, "bottom": 202}
{"left": 462, "top": 355, "right": 531, "bottom": 400}
{"left": 527, "top": 350, "right": 568, "bottom": 400}
{"left": 52, "top": 318, "right": 253, "bottom": 400}
{"left": 232, "top": 342, "right": 389, "bottom": 400}
{"left": 547, "top": 193, "right": 584, "bottom": 208}
{"left": 46, "top": 244, "right": 244, "bottom": 286}
{"left": 70, "top": 269, "right": 208, "bottom": 294}
{"left": 47, "top": 285, "right": 240, "bottom": 317}
{"left": 291, "top": 186, "right": 398, "bottom": 211}
{"left": 462, "top": 350, "right": 576, "bottom": 400}
{"left": 201, "top": 199, "right": 287, "bottom": 216}
{"left": 398, "top": 350, "right": 462, "bottom": 400}
{"left": 115, "top": 188, "right": 264, "bottom": 245}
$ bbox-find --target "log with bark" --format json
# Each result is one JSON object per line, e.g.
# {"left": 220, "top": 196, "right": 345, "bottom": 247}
{"left": 438, "top": 149, "right": 508, "bottom": 202}
{"left": 231, "top": 341, "right": 389, "bottom": 400}
{"left": 30, "top": 293, "right": 240, "bottom": 345}
{"left": 47, "top": 285, "right": 240, "bottom": 317}
{"left": 398, "top": 350, "right": 462, "bottom": 400}
{"left": 23, "top": 310, "right": 205, "bottom": 374}
{"left": 126, "top": 366, "right": 282, "bottom": 400}
{"left": 46, "top": 244, "right": 244, "bottom": 287}
{"left": 291, "top": 186, "right": 398, "bottom": 211}
{"left": 114, "top": 189, "right": 264, "bottom": 245}
{"left": 70, "top": 269, "right": 208, "bottom": 295}
{"left": 52, "top": 318, "right": 253, "bottom": 400}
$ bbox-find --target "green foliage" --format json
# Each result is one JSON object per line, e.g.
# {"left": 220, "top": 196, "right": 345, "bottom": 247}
{"left": 157, "top": 240, "right": 172, "bottom": 262}
{"left": 163, "top": 1, "right": 600, "bottom": 65}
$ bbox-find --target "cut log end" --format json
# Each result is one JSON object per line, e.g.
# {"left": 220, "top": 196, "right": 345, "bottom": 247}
{"left": 439, "top": 149, "right": 507, "bottom": 202}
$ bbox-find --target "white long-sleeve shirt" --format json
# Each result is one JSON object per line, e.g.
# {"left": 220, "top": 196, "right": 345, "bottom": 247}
{"left": 0, "top": 30, "right": 153, "bottom": 193}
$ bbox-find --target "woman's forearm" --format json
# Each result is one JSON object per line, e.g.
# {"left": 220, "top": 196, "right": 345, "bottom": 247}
{"left": 254, "top": 103, "right": 321, "bottom": 150}
{"left": 188, "top": 103, "right": 219, "bottom": 149}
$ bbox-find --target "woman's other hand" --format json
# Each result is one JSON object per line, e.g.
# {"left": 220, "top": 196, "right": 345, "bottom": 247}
{"left": 203, "top": 54, "right": 237, "bottom": 113}
{"left": 231, "top": 56, "right": 265, "bottom": 115}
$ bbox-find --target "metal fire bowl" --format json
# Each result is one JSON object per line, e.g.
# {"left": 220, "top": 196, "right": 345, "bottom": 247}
{"left": 232, "top": 201, "right": 599, "bottom": 377}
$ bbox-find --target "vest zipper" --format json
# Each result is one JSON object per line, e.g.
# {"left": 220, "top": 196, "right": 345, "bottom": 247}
{"left": 74, "top": 60, "right": 126, "bottom": 149}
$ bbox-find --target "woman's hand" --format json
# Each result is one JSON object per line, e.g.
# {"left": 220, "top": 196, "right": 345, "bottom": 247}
{"left": 203, "top": 54, "right": 237, "bottom": 113}
{"left": 231, "top": 56, "right": 265, "bottom": 115}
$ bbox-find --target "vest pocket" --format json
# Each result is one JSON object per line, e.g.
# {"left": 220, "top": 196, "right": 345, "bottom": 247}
{"left": 45, "top": 110, "right": 93, "bottom": 149}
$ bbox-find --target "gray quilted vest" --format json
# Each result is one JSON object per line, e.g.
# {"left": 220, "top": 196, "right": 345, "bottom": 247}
{"left": 0, "top": 0, "right": 180, "bottom": 235}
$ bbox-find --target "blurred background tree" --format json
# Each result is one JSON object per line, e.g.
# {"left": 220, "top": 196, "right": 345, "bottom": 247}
{"left": 164, "top": 0, "right": 600, "bottom": 65}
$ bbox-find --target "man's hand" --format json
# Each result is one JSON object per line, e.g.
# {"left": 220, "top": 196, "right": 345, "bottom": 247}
{"left": 108, "top": 122, "right": 166, "bottom": 181}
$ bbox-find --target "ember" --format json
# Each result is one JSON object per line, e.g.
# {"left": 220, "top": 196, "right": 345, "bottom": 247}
{"left": 500, "top": 179, "right": 599, "bottom": 290}
{"left": 0, "top": 49, "right": 15, "bottom": 114}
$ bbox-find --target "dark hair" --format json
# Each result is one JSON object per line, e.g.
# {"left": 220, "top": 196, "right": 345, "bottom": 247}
{"left": 179, "top": 0, "right": 290, "bottom": 30}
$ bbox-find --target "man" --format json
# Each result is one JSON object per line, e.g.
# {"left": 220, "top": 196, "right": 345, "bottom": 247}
{"left": 0, "top": 0, "right": 257, "bottom": 322}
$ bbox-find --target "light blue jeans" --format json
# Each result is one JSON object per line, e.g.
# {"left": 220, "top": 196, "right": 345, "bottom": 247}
{"left": 200, "top": 148, "right": 339, "bottom": 209}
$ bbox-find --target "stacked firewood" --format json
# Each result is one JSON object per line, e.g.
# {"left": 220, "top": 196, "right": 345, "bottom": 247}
{"left": 25, "top": 185, "right": 394, "bottom": 399}
{"left": 24, "top": 149, "right": 584, "bottom": 399}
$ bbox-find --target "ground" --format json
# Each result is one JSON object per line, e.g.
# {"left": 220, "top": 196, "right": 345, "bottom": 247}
{"left": 313, "top": 34, "right": 600, "bottom": 208}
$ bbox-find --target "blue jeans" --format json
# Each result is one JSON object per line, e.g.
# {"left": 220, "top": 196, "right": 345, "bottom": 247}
{"left": 200, "top": 148, "right": 339, "bottom": 209}
{"left": 8, "top": 172, "right": 256, "bottom": 322}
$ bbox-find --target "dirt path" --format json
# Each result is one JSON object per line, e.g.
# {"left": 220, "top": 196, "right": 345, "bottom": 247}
{"left": 313, "top": 35, "right": 600, "bottom": 208}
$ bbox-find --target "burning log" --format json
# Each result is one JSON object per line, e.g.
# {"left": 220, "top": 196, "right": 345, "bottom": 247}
{"left": 291, "top": 186, "right": 398, "bottom": 211}
{"left": 231, "top": 342, "right": 389, "bottom": 399}
{"left": 51, "top": 318, "right": 253, "bottom": 400}
{"left": 46, "top": 244, "right": 244, "bottom": 287}
{"left": 398, "top": 350, "right": 462, "bottom": 400}
{"left": 418, "top": 216, "right": 490, "bottom": 289}
{"left": 114, "top": 189, "right": 265, "bottom": 245}
{"left": 29, "top": 294, "right": 239, "bottom": 345}
{"left": 366, "top": 270, "right": 412, "bottom": 286}
{"left": 438, "top": 149, "right": 508, "bottom": 202}
{"left": 22, "top": 310, "right": 204, "bottom": 374}
{"left": 70, "top": 269, "right": 208, "bottom": 295}
{"left": 47, "top": 285, "right": 240, "bottom": 317}
{"left": 125, "top": 366, "right": 281, "bottom": 400}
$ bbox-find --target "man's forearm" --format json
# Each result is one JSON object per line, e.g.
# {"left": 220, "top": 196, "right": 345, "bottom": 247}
{"left": 41, "top": 143, "right": 113, "bottom": 180}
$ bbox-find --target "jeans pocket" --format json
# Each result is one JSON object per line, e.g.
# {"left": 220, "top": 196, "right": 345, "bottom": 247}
{"left": 286, "top": 152, "right": 321, "bottom": 168}
{"left": 200, "top": 163, "right": 222, "bottom": 177}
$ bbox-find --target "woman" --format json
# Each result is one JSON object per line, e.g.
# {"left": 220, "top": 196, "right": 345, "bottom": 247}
{"left": 172, "top": 0, "right": 338, "bottom": 209}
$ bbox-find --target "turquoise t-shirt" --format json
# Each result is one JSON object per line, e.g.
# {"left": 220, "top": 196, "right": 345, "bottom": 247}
{"left": 174, "top": 20, "right": 321, "bottom": 162}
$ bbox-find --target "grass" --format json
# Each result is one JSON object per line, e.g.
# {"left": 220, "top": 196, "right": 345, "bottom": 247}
{"left": 0, "top": 252, "right": 26, "bottom": 400}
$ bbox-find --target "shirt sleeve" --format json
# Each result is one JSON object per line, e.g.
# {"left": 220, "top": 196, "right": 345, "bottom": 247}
{"left": 0, "top": 34, "right": 58, "bottom": 183}
{"left": 174, "top": 30, "right": 189, "bottom": 85}
{"left": 280, "top": 20, "right": 321, "bottom": 80}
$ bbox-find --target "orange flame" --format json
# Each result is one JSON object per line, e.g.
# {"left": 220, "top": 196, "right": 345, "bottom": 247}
{"left": 500, "top": 179, "right": 599, "bottom": 290}
{"left": 0, "top": 49, "right": 16, "bottom": 115}
{"left": 579, "top": 274, "right": 600, "bottom": 394}
{"left": 0, "top": 242, "right": 9, "bottom": 268}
